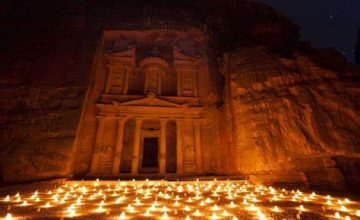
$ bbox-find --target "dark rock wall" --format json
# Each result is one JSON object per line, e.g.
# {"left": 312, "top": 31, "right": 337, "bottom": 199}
{"left": 0, "top": 0, "right": 98, "bottom": 181}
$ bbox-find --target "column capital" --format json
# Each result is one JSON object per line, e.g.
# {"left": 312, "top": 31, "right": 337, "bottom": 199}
{"left": 193, "top": 118, "right": 202, "bottom": 125}
{"left": 96, "top": 115, "right": 106, "bottom": 120}
{"left": 116, "top": 116, "right": 127, "bottom": 121}
{"left": 134, "top": 117, "right": 143, "bottom": 125}
{"left": 159, "top": 118, "right": 168, "bottom": 123}
{"left": 175, "top": 117, "right": 183, "bottom": 122}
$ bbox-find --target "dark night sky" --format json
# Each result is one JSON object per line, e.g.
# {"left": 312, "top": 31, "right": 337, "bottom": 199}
{"left": 256, "top": 0, "right": 360, "bottom": 63}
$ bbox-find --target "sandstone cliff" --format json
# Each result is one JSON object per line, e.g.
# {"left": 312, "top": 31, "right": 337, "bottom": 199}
{"left": 221, "top": 46, "right": 360, "bottom": 191}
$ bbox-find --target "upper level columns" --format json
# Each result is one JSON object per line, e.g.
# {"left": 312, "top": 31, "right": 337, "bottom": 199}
{"left": 159, "top": 119, "right": 167, "bottom": 175}
{"left": 131, "top": 118, "right": 143, "bottom": 175}
{"left": 112, "top": 116, "right": 127, "bottom": 174}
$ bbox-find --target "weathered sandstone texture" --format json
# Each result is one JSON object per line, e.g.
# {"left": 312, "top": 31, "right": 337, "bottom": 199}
{"left": 0, "top": 0, "right": 359, "bottom": 191}
{"left": 220, "top": 47, "right": 360, "bottom": 191}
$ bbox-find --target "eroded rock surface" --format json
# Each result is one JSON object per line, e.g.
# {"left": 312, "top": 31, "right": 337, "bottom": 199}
{"left": 221, "top": 46, "right": 360, "bottom": 191}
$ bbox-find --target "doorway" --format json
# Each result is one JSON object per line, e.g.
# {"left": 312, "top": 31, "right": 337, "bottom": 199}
{"left": 140, "top": 137, "right": 159, "bottom": 173}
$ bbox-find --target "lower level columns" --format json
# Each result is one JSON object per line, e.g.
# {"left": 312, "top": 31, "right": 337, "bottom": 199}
{"left": 159, "top": 119, "right": 167, "bottom": 175}
{"left": 176, "top": 119, "right": 183, "bottom": 174}
{"left": 89, "top": 116, "right": 106, "bottom": 174}
{"left": 131, "top": 118, "right": 143, "bottom": 175}
{"left": 112, "top": 116, "right": 127, "bottom": 174}
{"left": 194, "top": 119, "right": 203, "bottom": 174}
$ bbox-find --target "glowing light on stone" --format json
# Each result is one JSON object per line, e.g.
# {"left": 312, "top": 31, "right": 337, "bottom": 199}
{"left": 66, "top": 205, "right": 76, "bottom": 217}
{"left": 4, "top": 213, "right": 12, "bottom": 220}
{"left": 340, "top": 205, "right": 348, "bottom": 212}
{"left": 298, "top": 205, "right": 305, "bottom": 211}
{"left": 126, "top": 204, "right": 135, "bottom": 213}
{"left": 118, "top": 212, "right": 127, "bottom": 220}
{"left": 249, "top": 204, "right": 257, "bottom": 211}
{"left": 193, "top": 209, "right": 202, "bottom": 216}
{"left": 212, "top": 204, "right": 220, "bottom": 211}
{"left": 257, "top": 210, "right": 266, "bottom": 220}
{"left": 4, "top": 195, "right": 10, "bottom": 202}
{"left": 210, "top": 212, "right": 219, "bottom": 220}
{"left": 272, "top": 206, "right": 280, "bottom": 212}
{"left": 356, "top": 210, "right": 360, "bottom": 217}
{"left": 161, "top": 212, "right": 169, "bottom": 220}
{"left": 229, "top": 201, "right": 236, "bottom": 208}
{"left": 335, "top": 212, "right": 341, "bottom": 219}
{"left": 144, "top": 209, "right": 151, "bottom": 216}
{"left": 162, "top": 206, "right": 169, "bottom": 212}
{"left": 43, "top": 202, "right": 51, "bottom": 208}
{"left": 222, "top": 210, "right": 230, "bottom": 217}
{"left": 15, "top": 196, "right": 21, "bottom": 203}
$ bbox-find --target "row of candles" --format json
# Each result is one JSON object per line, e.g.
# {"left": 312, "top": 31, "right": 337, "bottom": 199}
{"left": 0, "top": 179, "right": 359, "bottom": 219}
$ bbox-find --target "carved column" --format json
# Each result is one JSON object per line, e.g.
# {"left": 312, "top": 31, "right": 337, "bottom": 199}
{"left": 89, "top": 116, "right": 106, "bottom": 174}
{"left": 112, "top": 116, "right": 127, "bottom": 175}
{"left": 159, "top": 119, "right": 167, "bottom": 175}
{"left": 131, "top": 118, "right": 143, "bottom": 175}
{"left": 194, "top": 118, "right": 203, "bottom": 174}
{"left": 176, "top": 119, "right": 183, "bottom": 174}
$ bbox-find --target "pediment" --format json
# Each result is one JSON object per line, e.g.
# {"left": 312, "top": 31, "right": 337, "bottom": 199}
{"left": 113, "top": 96, "right": 184, "bottom": 108}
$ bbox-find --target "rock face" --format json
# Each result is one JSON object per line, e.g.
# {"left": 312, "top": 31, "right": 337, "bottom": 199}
{"left": 220, "top": 47, "right": 360, "bottom": 191}
{"left": 0, "top": 0, "right": 359, "bottom": 191}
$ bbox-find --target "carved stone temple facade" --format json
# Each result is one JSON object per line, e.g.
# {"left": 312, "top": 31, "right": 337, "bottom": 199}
{"left": 0, "top": 0, "right": 359, "bottom": 192}
{"left": 75, "top": 30, "right": 216, "bottom": 177}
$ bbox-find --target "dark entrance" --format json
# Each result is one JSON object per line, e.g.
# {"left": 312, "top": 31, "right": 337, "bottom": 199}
{"left": 141, "top": 137, "right": 159, "bottom": 169}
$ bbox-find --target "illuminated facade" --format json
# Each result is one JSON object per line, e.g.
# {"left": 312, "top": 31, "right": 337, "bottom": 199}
{"left": 76, "top": 30, "right": 221, "bottom": 177}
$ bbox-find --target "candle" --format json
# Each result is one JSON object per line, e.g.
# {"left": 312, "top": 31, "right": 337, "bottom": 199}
{"left": 4, "top": 195, "right": 10, "bottom": 202}
{"left": 4, "top": 213, "right": 12, "bottom": 220}
{"left": 118, "top": 212, "right": 127, "bottom": 219}
{"left": 335, "top": 212, "right": 341, "bottom": 219}
{"left": 193, "top": 209, "right": 201, "bottom": 216}
{"left": 272, "top": 206, "right": 280, "bottom": 212}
